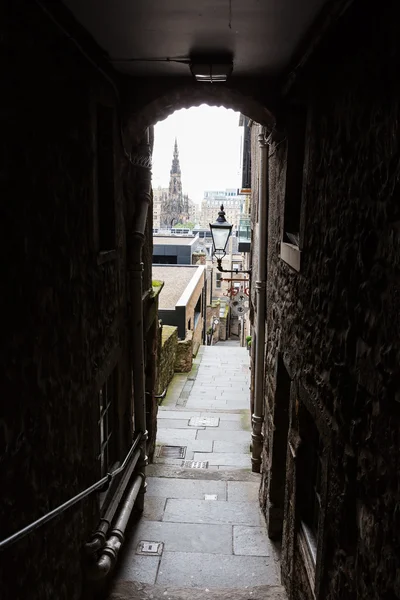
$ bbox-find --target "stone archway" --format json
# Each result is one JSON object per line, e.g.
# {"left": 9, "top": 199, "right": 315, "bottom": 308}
{"left": 123, "top": 77, "right": 276, "bottom": 461}
{"left": 123, "top": 77, "right": 276, "bottom": 144}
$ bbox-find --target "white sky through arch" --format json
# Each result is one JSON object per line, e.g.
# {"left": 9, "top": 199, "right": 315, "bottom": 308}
{"left": 152, "top": 105, "right": 243, "bottom": 205}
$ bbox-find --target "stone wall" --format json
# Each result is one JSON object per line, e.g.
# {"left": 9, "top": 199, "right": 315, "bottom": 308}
{"left": 253, "top": 2, "right": 400, "bottom": 600}
{"left": 175, "top": 332, "right": 194, "bottom": 373}
{"left": 1, "top": 3, "right": 156, "bottom": 599}
{"left": 157, "top": 326, "right": 179, "bottom": 394}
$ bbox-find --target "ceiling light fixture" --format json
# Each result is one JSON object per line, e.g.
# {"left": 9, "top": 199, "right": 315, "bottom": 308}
{"left": 190, "top": 61, "right": 233, "bottom": 83}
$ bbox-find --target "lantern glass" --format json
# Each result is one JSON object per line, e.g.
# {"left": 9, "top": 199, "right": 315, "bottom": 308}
{"left": 209, "top": 204, "right": 232, "bottom": 259}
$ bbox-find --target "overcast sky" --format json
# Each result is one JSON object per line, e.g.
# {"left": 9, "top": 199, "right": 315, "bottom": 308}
{"left": 152, "top": 105, "right": 243, "bottom": 204}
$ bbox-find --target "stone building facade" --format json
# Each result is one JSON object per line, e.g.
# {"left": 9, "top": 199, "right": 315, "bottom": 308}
{"left": 200, "top": 189, "right": 244, "bottom": 230}
{"left": 152, "top": 186, "right": 168, "bottom": 229}
{"left": 248, "top": 3, "right": 400, "bottom": 600}
{"left": 1, "top": 4, "right": 160, "bottom": 599}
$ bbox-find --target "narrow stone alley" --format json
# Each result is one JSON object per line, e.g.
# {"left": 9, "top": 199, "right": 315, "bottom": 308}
{"left": 109, "top": 345, "right": 286, "bottom": 600}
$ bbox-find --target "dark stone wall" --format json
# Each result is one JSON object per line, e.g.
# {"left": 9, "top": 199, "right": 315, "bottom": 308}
{"left": 256, "top": 2, "right": 400, "bottom": 599}
{"left": 1, "top": 3, "right": 154, "bottom": 599}
{"left": 157, "top": 326, "right": 179, "bottom": 396}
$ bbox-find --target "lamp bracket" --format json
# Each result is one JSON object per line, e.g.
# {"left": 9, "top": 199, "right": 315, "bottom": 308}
{"left": 216, "top": 258, "right": 251, "bottom": 275}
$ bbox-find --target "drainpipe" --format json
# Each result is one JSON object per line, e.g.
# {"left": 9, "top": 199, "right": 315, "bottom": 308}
{"left": 129, "top": 128, "right": 152, "bottom": 509}
{"left": 251, "top": 129, "right": 268, "bottom": 473}
{"left": 85, "top": 447, "right": 141, "bottom": 554}
{"left": 90, "top": 473, "right": 145, "bottom": 579}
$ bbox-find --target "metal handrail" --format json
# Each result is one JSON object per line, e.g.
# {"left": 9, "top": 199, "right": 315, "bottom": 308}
{"left": 0, "top": 432, "right": 143, "bottom": 551}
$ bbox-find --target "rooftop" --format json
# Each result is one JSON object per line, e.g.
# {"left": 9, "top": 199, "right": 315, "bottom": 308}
{"left": 153, "top": 265, "right": 203, "bottom": 309}
{"left": 153, "top": 236, "right": 197, "bottom": 246}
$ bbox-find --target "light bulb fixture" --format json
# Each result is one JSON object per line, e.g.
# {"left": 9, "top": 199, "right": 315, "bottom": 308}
{"left": 190, "top": 61, "right": 233, "bottom": 83}
{"left": 209, "top": 205, "right": 251, "bottom": 274}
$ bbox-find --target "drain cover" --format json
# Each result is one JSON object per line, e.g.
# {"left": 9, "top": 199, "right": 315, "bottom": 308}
{"left": 181, "top": 460, "right": 209, "bottom": 469}
{"left": 136, "top": 541, "right": 163, "bottom": 556}
{"left": 157, "top": 445, "right": 186, "bottom": 459}
{"left": 188, "top": 417, "right": 220, "bottom": 427}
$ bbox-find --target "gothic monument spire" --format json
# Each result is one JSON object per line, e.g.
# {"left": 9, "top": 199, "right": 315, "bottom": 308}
{"left": 160, "top": 138, "right": 189, "bottom": 228}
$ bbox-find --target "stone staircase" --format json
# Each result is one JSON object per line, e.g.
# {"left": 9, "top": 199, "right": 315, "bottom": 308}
{"left": 107, "top": 346, "right": 287, "bottom": 600}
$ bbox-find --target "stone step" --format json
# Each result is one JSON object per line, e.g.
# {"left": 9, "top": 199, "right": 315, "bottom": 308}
{"left": 146, "top": 464, "right": 260, "bottom": 482}
{"left": 109, "top": 581, "right": 287, "bottom": 600}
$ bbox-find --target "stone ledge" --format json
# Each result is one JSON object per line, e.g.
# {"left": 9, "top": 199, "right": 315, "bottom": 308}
{"left": 279, "top": 242, "right": 301, "bottom": 272}
{"left": 146, "top": 464, "right": 261, "bottom": 482}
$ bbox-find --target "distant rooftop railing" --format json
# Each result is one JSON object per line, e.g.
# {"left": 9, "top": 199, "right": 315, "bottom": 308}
{"left": 238, "top": 217, "right": 251, "bottom": 241}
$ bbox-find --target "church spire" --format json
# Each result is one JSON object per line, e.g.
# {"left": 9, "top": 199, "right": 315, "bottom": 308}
{"left": 170, "top": 138, "right": 181, "bottom": 175}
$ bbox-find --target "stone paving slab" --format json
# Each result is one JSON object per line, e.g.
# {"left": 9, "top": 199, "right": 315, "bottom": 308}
{"left": 143, "top": 497, "right": 167, "bottom": 521}
{"left": 156, "top": 429, "right": 197, "bottom": 442}
{"left": 156, "top": 552, "right": 279, "bottom": 587}
{"left": 147, "top": 477, "right": 227, "bottom": 500}
{"left": 221, "top": 387, "right": 250, "bottom": 394}
{"left": 194, "top": 452, "right": 250, "bottom": 467}
{"left": 156, "top": 439, "right": 213, "bottom": 454}
{"left": 146, "top": 464, "right": 260, "bottom": 482}
{"left": 221, "top": 400, "right": 249, "bottom": 409}
{"left": 109, "top": 581, "right": 288, "bottom": 600}
{"left": 227, "top": 481, "right": 260, "bottom": 502}
{"left": 193, "top": 379, "right": 244, "bottom": 386}
{"left": 233, "top": 526, "right": 272, "bottom": 556}
{"left": 116, "top": 554, "right": 160, "bottom": 585}
{"left": 186, "top": 397, "right": 228, "bottom": 405}
{"left": 216, "top": 420, "right": 244, "bottom": 431}
{"left": 185, "top": 392, "right": 226, "bottom": 400}
{"left": 187, "top": 388, "right": 220, "bottom": 396}
{"left": 158, "top": 410, "right": 201, "bottom": 419}
{"left": 213, "top": 440, "right": 250, "bottom": 454}
{"left": 124, "top": 520, "right": 233, "bottom": 555}
{"left": 186, "top": 401, "right": 228, "bottom": 410}
{"left": 154, "top": 454, "right": 195, "bottom": 464}
{"left": 163, "top": 499, "right": 263, "bottom": 525}
{"left": 158, "top": 419, "right": 204, "bottom": 429}
{"left": 196, "top": 429, "right": 251, "bottom": 443}
{"left": 201, "top": 412, "right": 243, "bottom": 421}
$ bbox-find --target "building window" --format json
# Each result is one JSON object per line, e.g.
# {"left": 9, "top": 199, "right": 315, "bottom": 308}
{"left": 216, "top": 273, "right": 222, "bottom": 289}
{"left": 188, "top": 318, "right": 191, "bottom": 330}
{"left": 283, "top": 107, "right": 307, "bottom": 247}
{"left": 96, "top": 104, "right": 116, "bottom": 252}
{"left": 98, "top": 366, "right": 118, "bottom": 477}
{"left": 268, "top": 356, "right": 291, "bottom": 539}
{"left": 297, "top": 407, "right": 322, "bottom": 567}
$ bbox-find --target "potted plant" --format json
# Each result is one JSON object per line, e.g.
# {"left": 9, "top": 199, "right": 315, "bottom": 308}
{"left": 246, "top": 335, "right": 252, "bottom": 352}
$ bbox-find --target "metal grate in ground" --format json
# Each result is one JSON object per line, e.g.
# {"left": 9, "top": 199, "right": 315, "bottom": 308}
{"left": 157, "top": 445, "right": 187, "bottom": 459}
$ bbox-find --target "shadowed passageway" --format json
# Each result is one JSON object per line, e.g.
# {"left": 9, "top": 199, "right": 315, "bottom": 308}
{"left": 109, "top": 346, "right": 285, "bottom": 598}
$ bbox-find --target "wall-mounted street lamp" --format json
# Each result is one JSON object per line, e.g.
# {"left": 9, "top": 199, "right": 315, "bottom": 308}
{"left": 209, "top": 205, "right": 251, "bottom": 274}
